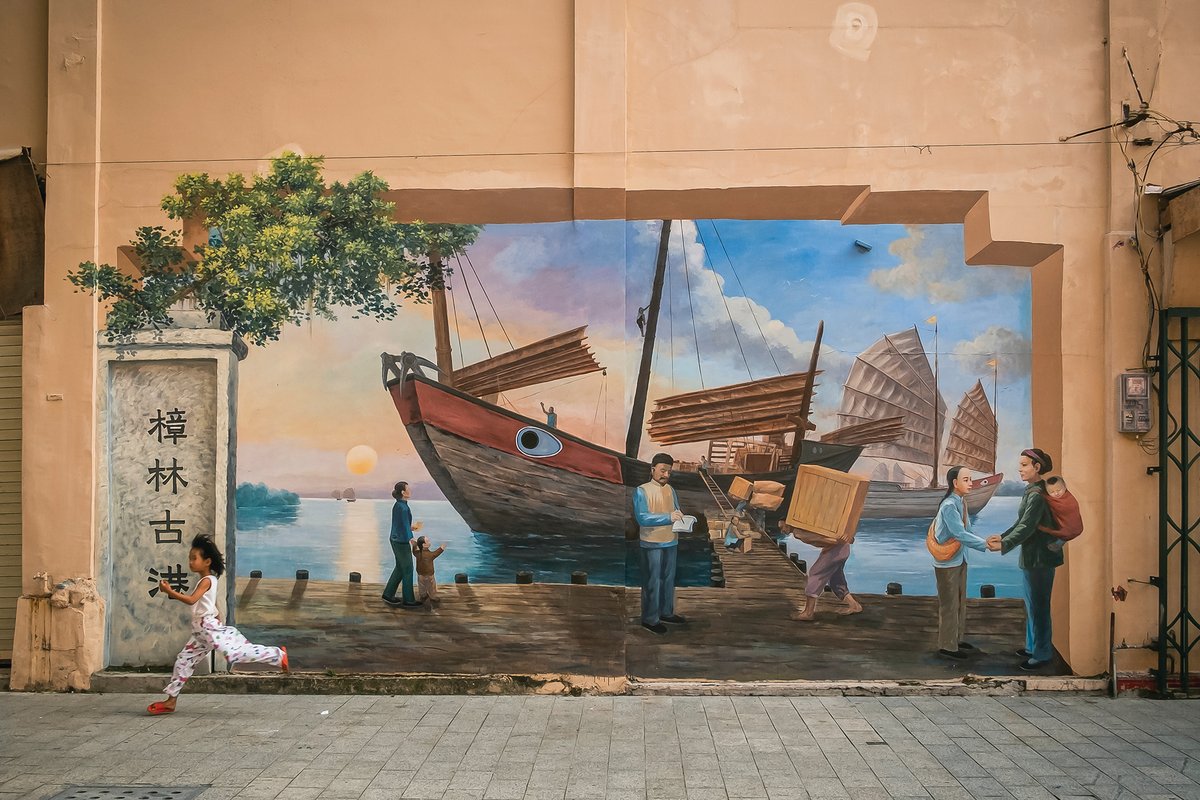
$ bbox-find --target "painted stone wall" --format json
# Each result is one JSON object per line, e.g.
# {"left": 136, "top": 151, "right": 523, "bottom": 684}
{"left": 96, "top": 327, "right": 241, "bottom": 669}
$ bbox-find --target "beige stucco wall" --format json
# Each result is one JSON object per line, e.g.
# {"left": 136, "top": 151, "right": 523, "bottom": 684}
{"left": 0, "top": 0, "right": 48, "bottom": 162}
{"left": 17, "top": 0, "right": 1200, "bottom": 678}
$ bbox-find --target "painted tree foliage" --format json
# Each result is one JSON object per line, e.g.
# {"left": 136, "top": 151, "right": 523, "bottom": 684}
{"left": 69, "top": 153, "right": 481, "bottom": 345}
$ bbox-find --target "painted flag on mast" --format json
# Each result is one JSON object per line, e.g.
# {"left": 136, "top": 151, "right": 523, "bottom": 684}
{"left": 985, "top": 358, "right": 998, "bottom": 367}
{"left": 925, "top": 315, "right": 938, "bottom": 325}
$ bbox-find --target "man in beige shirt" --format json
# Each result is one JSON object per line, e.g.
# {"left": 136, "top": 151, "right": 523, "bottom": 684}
{"left": 633, "top": 453, "right": 688, "bottom": 634}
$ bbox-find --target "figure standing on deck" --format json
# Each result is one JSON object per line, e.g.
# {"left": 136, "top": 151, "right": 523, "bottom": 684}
{"left": 929, "top": 465, "right": 991, "bottom": 661}
{"left": 633, "top": 453, "right": 688, "bottom": 634}
{"left": 383, "top": 481, "right": 424, "bottom": 608}
{"left": 986, "top": 447, "right": 1061, "bottom": 671}
{"left": 412, "top": 535, "right": 445, "bottom": 605}
{"left": 539, "top": 402, "right": 558, "bottom": 429}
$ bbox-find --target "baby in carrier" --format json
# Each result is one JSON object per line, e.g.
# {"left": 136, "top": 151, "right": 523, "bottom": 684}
{"left": 1040, "top": 475, "right": 1083, "bottom": 553}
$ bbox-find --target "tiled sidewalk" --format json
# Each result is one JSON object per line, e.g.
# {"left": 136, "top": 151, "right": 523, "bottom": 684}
{"left": 0, "top": 693, "right": 1197, "bottom": 800}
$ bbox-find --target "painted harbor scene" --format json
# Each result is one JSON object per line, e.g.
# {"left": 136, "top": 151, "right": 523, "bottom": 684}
{"left": 232, "top": 218, "right": 1067, "bottom": 680}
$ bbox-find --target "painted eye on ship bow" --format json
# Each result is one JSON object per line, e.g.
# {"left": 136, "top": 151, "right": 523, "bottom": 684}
{"left": 515, "top": 427, "right": 563, "bottom": 458}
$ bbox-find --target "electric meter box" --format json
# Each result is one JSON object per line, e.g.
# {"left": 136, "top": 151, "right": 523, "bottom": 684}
{"left": 1118, "top": 372, "right": 1151, "bottom": 434}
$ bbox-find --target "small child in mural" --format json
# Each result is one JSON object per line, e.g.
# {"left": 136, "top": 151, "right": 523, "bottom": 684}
{"left": 411, "top": 535, "right": 446, "bottom": 604}
{"left": 146, "top": 534, "right": 288, "bottom": 715}
{"left": 1040, "top": 475, "right": 1084, "bottom": 553}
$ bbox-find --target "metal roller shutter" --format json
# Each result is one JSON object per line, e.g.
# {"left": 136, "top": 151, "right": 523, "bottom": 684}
{"left": 0, "top": 318, "right": 20, "bottom": 661}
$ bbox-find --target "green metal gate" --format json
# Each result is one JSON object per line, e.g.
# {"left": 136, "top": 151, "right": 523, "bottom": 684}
{"left": 1157, "top": 307, "right": 1200, "bottom": 695}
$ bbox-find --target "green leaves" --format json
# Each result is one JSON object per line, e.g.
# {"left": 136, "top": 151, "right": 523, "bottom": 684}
{"left": 72, "top": 152, "right": 482, "bottom": 346}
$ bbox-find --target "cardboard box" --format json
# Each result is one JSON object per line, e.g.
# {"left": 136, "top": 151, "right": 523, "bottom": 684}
{"left": 728, "top": 476, "right": 753, "bottom": 501}
{"left": 784, "top": 465, "right": 870, "bottom": 546}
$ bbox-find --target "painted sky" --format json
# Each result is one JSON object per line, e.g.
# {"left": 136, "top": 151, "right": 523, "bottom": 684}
{"left": 236, "top": 219, "right": 1032, "bottom": 498}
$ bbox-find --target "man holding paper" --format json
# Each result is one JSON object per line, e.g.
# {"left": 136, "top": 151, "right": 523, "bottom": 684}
{"left": 633, "top": 453, "right": 690, "bottom": 634}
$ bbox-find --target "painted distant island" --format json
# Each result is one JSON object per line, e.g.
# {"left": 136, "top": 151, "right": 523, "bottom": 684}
{"left": 235, "top": 482, "right": 300, "bottom": 508}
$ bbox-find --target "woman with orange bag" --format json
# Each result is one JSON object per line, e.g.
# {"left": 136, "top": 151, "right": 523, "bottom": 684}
{"left": 928, "top": 465, "right": 991, "bottom": 661}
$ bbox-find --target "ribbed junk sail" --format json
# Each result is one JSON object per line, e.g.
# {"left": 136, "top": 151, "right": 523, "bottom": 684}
{"left": 647, "top": 371, "right": 820, "bottom": 445}
{"left": 451, "top": 326, "right": 603, "bottom": 398}
{"left": 942, "top": 380, "right": 997, "bottom": 475}
{"left": 836, "top": 328, "right": 946, "bottom": 466}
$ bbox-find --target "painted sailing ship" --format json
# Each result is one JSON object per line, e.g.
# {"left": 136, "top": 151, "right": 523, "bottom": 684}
{"left": 381, "top": 220, "right": 863, "bottom": 536}
{"left": 829, "top": 327, "right": 1003, "bottom": 518}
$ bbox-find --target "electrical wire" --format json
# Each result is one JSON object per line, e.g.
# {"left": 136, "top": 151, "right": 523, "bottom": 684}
{"left": 36, "top": 139, "right": 1118, "bottom": 169}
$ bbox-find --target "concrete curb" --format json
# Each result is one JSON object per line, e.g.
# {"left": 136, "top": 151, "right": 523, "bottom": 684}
{"left": 87, "top": 670, "right": 624, "bottom": 696}
{"left": 81, "top": 670, "right": 1107, "bottom": 697}
{"left": 627, "top": 676, "right": 1109, "bottom": 696}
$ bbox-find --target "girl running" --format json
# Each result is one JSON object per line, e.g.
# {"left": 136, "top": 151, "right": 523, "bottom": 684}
{"left": 147, "top": 534, "right": 288, "bottom": 714}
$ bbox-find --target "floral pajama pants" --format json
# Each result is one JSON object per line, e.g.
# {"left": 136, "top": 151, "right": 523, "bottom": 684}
{"left": 164, "top": 615, "right": 283, "bottom": 697}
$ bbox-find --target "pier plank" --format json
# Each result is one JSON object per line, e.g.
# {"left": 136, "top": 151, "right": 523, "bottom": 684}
{"left": 234, "top": 571, "right": 1068, "bottom": 681}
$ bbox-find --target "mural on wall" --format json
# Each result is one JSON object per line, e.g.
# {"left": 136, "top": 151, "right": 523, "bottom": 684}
{"left": 224, "top": 215, "right": 1068, "bottom": 681}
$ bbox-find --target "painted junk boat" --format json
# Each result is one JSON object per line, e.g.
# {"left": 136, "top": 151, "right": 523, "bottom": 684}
{"left": 382, "top": 220, "right": 864, "bottom": 537}
{"left": 829, "top": 327, "right": 1004, "bottom": 518}
{"left": 384, "top": 360, "right": 861, "bottom": 536}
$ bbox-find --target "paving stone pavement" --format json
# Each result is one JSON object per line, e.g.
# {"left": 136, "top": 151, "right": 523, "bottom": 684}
{"left": 0, "top": 694, "right": 1197, "bottom": 800}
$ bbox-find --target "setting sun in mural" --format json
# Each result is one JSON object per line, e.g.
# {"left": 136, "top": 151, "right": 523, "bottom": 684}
{"left": 345, "top": 445, "right": 378, "bottom": 475}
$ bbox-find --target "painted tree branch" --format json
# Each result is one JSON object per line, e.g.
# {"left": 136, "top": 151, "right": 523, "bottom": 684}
{"left": 68, "top": 153, "right": 482, "bottom": 346}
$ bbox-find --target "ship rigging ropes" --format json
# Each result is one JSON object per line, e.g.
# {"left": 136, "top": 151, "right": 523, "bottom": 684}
{"left": 447, "top": 251, "right": 604, "bottom": 400}
{"left": 647, "top": 219, "right": 811, "bottom": 446}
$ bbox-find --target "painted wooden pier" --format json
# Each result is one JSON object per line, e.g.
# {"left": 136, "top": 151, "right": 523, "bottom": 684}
{"left": 233, "top": 569, "right": 1067, "bottom": 682}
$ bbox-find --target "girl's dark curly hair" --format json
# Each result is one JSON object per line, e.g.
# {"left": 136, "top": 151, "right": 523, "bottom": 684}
{"left": 191, "top": 534, "right": 226, "bottom": 576}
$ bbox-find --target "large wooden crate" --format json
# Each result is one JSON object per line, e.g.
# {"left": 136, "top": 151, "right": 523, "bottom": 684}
{"left": 785, "top": 465, "right": 870, "bottom": 546}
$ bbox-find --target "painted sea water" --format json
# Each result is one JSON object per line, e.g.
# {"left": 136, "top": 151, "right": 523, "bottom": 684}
{"left": 235, "top": 496, "right": 1028, "bottom": 596}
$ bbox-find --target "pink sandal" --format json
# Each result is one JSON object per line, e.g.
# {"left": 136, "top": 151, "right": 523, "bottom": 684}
{"left": 280, "top": 646, "right": 289, "bottom": 673}
{"left": 147, "top": 701, "right": 174, "bottom": 715}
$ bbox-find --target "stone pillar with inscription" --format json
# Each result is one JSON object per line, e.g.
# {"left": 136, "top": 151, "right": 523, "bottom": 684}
{"left": 96, "top": 311, "right": 246, "bottom": 667}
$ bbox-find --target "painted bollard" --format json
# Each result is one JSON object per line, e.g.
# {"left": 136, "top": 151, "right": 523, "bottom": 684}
{"left": 516, "top": 571, "right": 533, "bottom": 585}
{"left": 797, "top": 559, "right": 807, "bottom": 573}
{"left": 571, "top": 571, "right": 588, "bottom": 585}
{"left": 296, "top": 569, "right": 309, "bottom": 580}
{"left": 778, "top": 540, "right": 788, "bottom": 552}
{"left": 886, "top": 582, "right": 902, "bottom": 595}
{"left": 249, "top": 570, "right": 262, "bottom": 579}
{"left": 980, "top": 584, "right": 996, "bottom": 598}
{"left": 349, "top": 572, "right": 361, "bottom": 583}
{"left": 454, "top": 573, "right": 469, "bottom": 584}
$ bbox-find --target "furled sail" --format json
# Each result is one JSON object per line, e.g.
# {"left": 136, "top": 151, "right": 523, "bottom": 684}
{"left": 942, "top": 380, "right": 997, "bottom": 475}
{"left": 647, "top": 371, "right": 819, "bottom": 445}
{"left": 820, "top": 416, "right": 905, "bottom": 447}
{"left": 835, "top": 327, "right": 946, "bottom": 466}
{"left": 451, "top": 326, "right": 603, "bottom": 398}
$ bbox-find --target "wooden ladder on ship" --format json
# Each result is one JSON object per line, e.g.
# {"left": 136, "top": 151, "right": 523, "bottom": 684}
{"left": 696, "top": 472, "right": 758, "bottom": 534}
